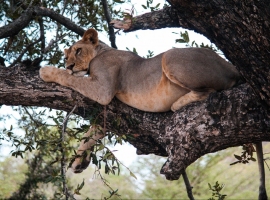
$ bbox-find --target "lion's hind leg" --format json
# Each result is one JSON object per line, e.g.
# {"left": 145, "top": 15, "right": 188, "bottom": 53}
{"left": 171, "top": 89, "right": 214, "bottom": 112}
{"left": 71, "top": 126, "right": 104, "bottom": 173}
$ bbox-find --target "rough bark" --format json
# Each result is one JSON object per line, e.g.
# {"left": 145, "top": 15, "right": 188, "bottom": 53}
{"left": 1, "top": 64, "right": 270, "bottom": 180}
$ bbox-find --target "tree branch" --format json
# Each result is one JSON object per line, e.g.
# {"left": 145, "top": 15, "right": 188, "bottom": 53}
{"left": 1, "top": 64, "right": 270, "bottom": 180}
{"left": 0, "top": 6, "right": 85, "bottom": 39}
{"left": 111, "top": 6, "right": 180, "bottom": 31}
{"left": 256, "top": 142, "right": 268, "bottom": 200}
{"left": 101, "top": 0, "right": 117, "bottom": 49}
{"left": 9, "top": 38, "right": 42, "bottom": 67}
{"left": 182, "top": 170, "right": 195, "bottom": 200}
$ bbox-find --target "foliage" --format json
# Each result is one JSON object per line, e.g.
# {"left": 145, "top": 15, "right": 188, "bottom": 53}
{"left": 230, "top": 144, "right": 257, "bottom": 165}
{"left": 141, "top": 0, "right": 161, "bottom": 12}
{"left": 208, "top": 181, "right": 227, "bottom": 200}
{"left": 0, "top": 0, "right": 123, "bottom": 67}
{"left": 0, "top": 157, "right": 27, "bottom": 199}
{"left": 174, "top": 30, "right": 220, "bottom": 52}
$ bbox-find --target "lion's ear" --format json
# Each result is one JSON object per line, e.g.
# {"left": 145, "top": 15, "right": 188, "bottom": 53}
{"left": 82, "top": 28, "right": 99, "bottom": 46}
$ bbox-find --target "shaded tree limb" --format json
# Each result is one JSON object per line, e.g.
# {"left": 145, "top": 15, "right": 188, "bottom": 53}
{"left": 182, "top": 170, "right": 195, "bottom": 200}
{"left": 255, "top": 142, "right": 268, "bottom": 200}
{"left": 0, "top": 6, "right": 85, "bottom": 39}
{"left": 101, "top": 0, "right": 117, "bottom": 49}
{"left": 111, "top": 6, "right": 180, "bottom": 31}
{"left": 1, "top": 64, "right": 270, "bottom": 180}
{"left": 61, "top": 105, "right": 77, "bottom": 200}
{"left": 9, "top": 38, "right": 42, "bottom": 67}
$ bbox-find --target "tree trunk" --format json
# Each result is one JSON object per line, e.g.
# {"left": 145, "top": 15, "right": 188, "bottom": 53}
{"left": 1, "top": 64, "right": 269, "bottom": 180}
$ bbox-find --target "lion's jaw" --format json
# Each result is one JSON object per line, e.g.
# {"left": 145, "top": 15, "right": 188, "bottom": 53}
{"left": 64, "top": 40, "right": 97, "bottom": 76}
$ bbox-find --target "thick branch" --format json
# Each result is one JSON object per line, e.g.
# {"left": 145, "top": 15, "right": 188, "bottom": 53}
{"left": 1, "top": 65, "right": 270, "bottom": 180}
{"left": 113, "top": 6, "right": 180, "bottom": 31}
{"left": 161, "top": 83, "right": 270, "bottom": 180}
{"left": 0, "top": 6, "right": 85, "bottom": 39}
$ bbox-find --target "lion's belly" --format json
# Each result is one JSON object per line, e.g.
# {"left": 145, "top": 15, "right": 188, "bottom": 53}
{"left": 116, "top": 80, "right": 189, "bottom": 112}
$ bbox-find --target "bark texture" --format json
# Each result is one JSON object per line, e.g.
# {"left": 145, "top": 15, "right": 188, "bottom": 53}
{"left": 1, "top": 65, "right": 270, "bottom": 180}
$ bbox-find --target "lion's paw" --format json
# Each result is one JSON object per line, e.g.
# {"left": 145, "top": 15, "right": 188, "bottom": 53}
{"left": 39, "top": 66, "right": 60, "bottom": 82}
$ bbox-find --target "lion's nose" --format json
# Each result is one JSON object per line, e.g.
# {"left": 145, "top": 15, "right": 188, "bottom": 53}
{"left": 67, "top": 63, "right": 75, "bottom": 70}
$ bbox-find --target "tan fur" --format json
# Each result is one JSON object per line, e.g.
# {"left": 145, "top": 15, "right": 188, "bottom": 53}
{"left": 39, "top": 29, "right": 240, "bottom": 172}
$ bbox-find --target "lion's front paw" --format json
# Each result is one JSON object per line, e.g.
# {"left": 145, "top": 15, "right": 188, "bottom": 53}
{"left": 71, "top": 154, "right": 91, "bottom": 173}
{"left": 39, "top": 66, "right": 60, "bottom": 82}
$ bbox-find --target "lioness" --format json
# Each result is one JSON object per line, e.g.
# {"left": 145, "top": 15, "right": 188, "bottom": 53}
{"left": 40, "top": 28, "right": 240, "bottom": 173}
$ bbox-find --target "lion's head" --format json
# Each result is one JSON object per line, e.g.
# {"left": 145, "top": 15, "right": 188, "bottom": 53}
{"left": 64, "top": 29, "right": 99, "bottom": 76}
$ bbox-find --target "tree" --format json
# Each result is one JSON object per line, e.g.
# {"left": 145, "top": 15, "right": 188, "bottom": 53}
{"left": 0, "top": 0, "right": 269, "bottom": 199}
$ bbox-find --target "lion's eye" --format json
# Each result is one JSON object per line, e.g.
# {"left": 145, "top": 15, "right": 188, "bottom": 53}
{"left": 64, "top": 57, "right": 68, "bottom": 61}
{"left": 76, "top": 48, "right": 82, "bottom": 55}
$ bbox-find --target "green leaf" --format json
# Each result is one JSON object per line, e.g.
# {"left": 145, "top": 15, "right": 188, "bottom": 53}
{"left": 250, "top": 157, "right": 256, "bottom": 162}
{"left": 98, "top": 144, "right": 105, "bottom": 151}
{"left": 105, "top": 163, "right": 110, "bottom": 174}
{"left": 141, "top": 5, "right": 147, "bottom": 9}
{"left": 77, "top": 179, "right": 85, "bottom": 190}
{"left": 130, "top": 171, "right": 137, "bottom": 179}
{"left": 91, "top": 153, "right": 98, "bottom": 166}
{"left": 234, "top": 154, "right": 242, "bottom": 160}
{"left": 175, "top": 39, "right": 187, "bottom": 43}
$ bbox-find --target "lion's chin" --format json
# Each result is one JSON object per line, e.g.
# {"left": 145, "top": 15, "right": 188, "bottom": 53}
{"left": 72, "top": 71, "right": 88, "bottom": 77}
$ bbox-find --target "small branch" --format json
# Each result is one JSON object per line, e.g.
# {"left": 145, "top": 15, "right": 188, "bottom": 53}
{"left": 43, "top": 33, "right": 68, "bottom": 54}
{"left": 93, "top": 167, "right": 121, "bottom": 199}
{"left": 9, "top": 37, "right": 42, "bottom": 67}
{"left": 61, "top": 105, "right": 77, "bottom": 200}
{"left": 62, "top": 105, "right": 77, "bottom": 136}
{"left": 22, "top": 107, "right": 47, "bottom": 127}
{"left": 255, "top": 142, "right": 268, "bottom": 200}
{"left": 0, "top": 8, "right": 33, "bottom": 39}
{"left": 38, "top": 17, "right": 45, "bottom": 55}
{"left": 111, "top": 6, "right": 180, "bottom": 32}
{"left": 182, "top": 170, "right": 195, "bottom": 200}
{"left": 0, "top": 6, "right": 85, "bottom": 39}
{"left": 101, "top": 0, "right": 117, "bottom": 49}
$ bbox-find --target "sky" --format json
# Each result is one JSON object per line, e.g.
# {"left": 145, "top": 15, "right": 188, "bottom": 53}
{"left": 0, "top": 0, "right": 212, "bottom": 166}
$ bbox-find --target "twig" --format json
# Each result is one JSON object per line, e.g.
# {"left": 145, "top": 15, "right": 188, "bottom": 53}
{"left": 9, "top": 38, "right": 42, "bottom": 67}
{"left": 101, "top": 0, "right": 117, "bottom": 49}
{"left": 103, "top": 105, "right": 107, "bottom": 135}
{"left": 43, "top": 33, "right": 68, "bottom": 54}
{"left": 22, "top": 107, "right": 47, "bottom": 126}
{"left": 38, "top": 17, "right": 45, "bottom": 55}
{"left": 182, "top": 170, "right": 195, "bottom": 200}
{"left": 255, "top": 142, "right": 268, "bottom": 200}
{"left": 61, "top": 105, "right": 77, "bottom": 200}
{"left": 93, "top": 166, "right": 121, "bottom": 200}
{"left": 0, "top": 6, "right": 85, "bottom": 39}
